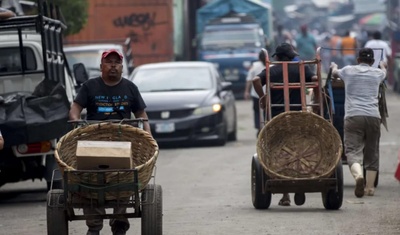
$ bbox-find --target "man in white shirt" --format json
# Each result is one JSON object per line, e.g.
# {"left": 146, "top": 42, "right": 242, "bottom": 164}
{"left": 331, "top": 48, "right": 387, "bottom": 198}
{"left": 364, "top": 31, "right": 392, "bottom": 68}
{"left": 244, "top": 51, "right": 266, "bottom": 136}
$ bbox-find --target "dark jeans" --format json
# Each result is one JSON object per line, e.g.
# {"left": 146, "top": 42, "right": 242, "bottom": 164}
{"left": 79, "top": 197, "right": 130, "bottom": 233}
{"left": 252, "top": 97, "right": 267, "bottom": 131}
{"left": 344, "top": 116, "right": 381, "bottom": 170}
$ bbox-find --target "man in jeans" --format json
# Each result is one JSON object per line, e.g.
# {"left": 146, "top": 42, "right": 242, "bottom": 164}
{"left": 69, "top": 49, "right": 151, "bottom": 235}
{"left": 331, "top": 48, "right": 387, "bottom": 198}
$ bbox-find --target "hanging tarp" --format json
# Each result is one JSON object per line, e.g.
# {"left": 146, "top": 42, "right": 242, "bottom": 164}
{"left": 0, "top": 79, "right": 71, "bottom": 147}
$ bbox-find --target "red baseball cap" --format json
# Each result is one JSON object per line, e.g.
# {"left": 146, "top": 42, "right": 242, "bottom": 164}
{"left": 101, "top": 49, "right": 123, "bottom": 59}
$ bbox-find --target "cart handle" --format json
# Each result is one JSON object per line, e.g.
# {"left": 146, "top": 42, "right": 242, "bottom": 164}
{"left": 68, "top": 118, "right": 148, "bottom": 129}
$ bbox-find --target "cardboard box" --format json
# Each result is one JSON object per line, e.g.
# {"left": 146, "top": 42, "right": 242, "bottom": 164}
{"left": 76, "top": 140, "right": 132, "bottom": 170}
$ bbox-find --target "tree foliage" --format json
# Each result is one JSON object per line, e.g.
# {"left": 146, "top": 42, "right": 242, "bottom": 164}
{"left": 26, "top": 0, "right": 88, "bottom": 36}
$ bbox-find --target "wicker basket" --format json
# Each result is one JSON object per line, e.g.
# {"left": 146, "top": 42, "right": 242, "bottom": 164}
{"left": 54, "top": 122, "right": 159, "bottom": 200}
{"left": 257, "top": 111, "right": 342, "bottom": 180}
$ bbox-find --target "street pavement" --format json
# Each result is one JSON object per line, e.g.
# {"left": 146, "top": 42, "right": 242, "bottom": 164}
{"left": 0, "top": 91, "right": 400, "bottom": 235}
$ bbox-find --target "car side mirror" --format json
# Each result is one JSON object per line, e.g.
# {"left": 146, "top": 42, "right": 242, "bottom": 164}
{"left": 73, "top": 63, "right": 89, "bottom": 85}
{"left": 221, "top": 81, "right": 232, "bottom": 91}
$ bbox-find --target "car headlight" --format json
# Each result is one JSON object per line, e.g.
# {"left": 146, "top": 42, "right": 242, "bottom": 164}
{"left": 193, "top": 104, "right": 222, "bottom": 115}
{"left": 224, "top": 69, "right": 231, "bottom": 75}
{"left": 232, "top": 68, "right": 239, "bottom": 75}
{"left": 243, "top": 61, "right": 252, "bottom": 69}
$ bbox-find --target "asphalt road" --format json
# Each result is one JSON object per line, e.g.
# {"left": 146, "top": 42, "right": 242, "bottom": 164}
{"left": 1, "top": 91, "right": 400, "bottom": 235}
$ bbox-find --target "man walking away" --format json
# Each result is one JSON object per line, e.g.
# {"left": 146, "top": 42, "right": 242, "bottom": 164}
{"left": 340, "top": 30, "right": 357, "bottom": 66}
{"left": 364, "top": 31, "right": 392, "bottom": 68}
{"left": 331, "top": 48, "right": 387, "bottom": 198}
{"left": 244, "top": 51, "right": 266, "bottom": 136}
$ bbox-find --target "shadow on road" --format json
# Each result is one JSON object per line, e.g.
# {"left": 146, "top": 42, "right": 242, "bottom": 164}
{"left": 0, "top": 187, "right": 47, "bottom": 204}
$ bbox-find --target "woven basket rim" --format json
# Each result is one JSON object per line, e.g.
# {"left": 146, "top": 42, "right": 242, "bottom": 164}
{"left": 257, "top": 111, "right": 343, "bottom": 180}
{"left": 54, "top": 122, "right": 158, "bottom": 171}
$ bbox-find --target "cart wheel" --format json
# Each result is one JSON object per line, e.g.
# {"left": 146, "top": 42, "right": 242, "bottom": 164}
{"left": 142, "top": 184, "right": 163, "bottom": 235}
{"left": 363, "top": 168, "right": 379, "bottom": 188}
{"left": 251, "top": 155, "right": 271, "bottom": 209}
{"left": 47, "top": 189, "right": 68, "bottom": 235}
{"left": 47, "top": 179, "right": 63, "bottom": 191}
{"left": 294, "top": 193, "right": 306, "bottom": 206}
{"left": 322, "top": 160, "right": 343, "bottom": 210}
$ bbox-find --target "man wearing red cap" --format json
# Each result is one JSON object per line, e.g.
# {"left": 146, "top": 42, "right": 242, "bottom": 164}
{"left": 69, "top": 49, "right": 151, "bottom": 235}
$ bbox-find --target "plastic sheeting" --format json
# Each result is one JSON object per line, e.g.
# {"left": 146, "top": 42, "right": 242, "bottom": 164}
{"left": 196, "top": 0, "right": 271, "bottom": 36}
{"left": 0, "top": 79, "right": 71, "bottom": 147}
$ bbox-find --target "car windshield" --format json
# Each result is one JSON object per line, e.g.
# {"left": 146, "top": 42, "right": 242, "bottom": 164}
{"left": 201, "top": 27, "right": 262, "bottom": 49}
{"left": 132, "top": 67, "right": 213, "bottom": 92}
{"left": 0, "top": 47, "right": 37, "bottom": 74}
{"left": 64, "top": 50, "right": 101, "bottom": 71}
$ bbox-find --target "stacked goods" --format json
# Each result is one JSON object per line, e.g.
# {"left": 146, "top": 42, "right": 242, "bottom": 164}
{"left": 54, "top": 122, "right": 158, "bottom": 199}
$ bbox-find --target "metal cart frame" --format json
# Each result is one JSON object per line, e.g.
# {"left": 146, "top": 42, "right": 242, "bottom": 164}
{"left": 46, "top": 119, "right": 162, "bottom": 235}
{"left": 251, "top": 47, "right": 343, "bottom": 210}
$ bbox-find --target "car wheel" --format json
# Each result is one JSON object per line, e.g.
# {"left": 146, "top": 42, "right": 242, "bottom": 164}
{"left": 227, "top": 117, "right": 237, "bottom": 141}
{"left": 395, "top": 80, "right": 400, "bottom": 93}
{"left": 215, "top": 123, "right": 227, "bottom": 146}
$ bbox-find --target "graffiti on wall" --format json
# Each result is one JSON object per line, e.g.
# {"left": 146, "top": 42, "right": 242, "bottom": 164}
{"left": 113, "top": 12, "right": 168, "bottom": 43}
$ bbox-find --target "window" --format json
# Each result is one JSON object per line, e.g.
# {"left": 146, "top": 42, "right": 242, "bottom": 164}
{"left": 133, "top": 67, "right": 213, "bottom": 92}
{"left": 0, "top": 47, "right": 37, "bottom": 73}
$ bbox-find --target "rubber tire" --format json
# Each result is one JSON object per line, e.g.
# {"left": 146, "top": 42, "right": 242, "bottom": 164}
{"left": 215, "top": 123, "right": 227, "bottom": 146}
{"left": 294, "top": 193, "right": 306, "bottom": 206}
{"left": 47, "top": 189, "right": 68, "bottom": 235}
{"left": 363, "top": 168, "right": 379, "bottom": 188}
{"left": 142, "top": 184, "right": 163, "bottom": 235}
{"left": 227, "top": 108, "right": 237, "bottom": 141}
{"left": 251, "top": 155, "right": 271, "bottom": 209}
{"left": 322, "top": 160, "right": 343, "bottom": 210}
{"left": 47, "top": 180, "right": 63, "bottom": 191}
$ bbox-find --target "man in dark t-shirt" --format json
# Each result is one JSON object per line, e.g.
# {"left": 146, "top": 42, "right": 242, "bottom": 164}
{"left": 252, "top": 43, "right": 317, "bottom": 207}
{"left": 69, "top": 49, "right": 151, "bottom": 134}
{"left": 253, "top": 43, "right": 317, "bottom": 117}
{"left": 69, "top": 49, "right": 151, "bottom": 235}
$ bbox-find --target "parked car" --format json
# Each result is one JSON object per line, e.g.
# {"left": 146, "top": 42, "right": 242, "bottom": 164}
{"left": 64, "top": 44, "right": 130, "bottom": 78}
{"left": 129, "top": 61, "right": 237, "bottom": 146}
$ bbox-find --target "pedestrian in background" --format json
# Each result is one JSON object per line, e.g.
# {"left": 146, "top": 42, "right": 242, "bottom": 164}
{"left": 340, "top": 30, "right": 357, "bottom": 66}
{"left": 244, "top": 50, "right": 266, "bottom": 136}
{"left": 364, "top": 31, "right": 392, "bottom": 68}
{"left": 295, "top": 25, "right": 317, "bottom": 62}
{"left": 331, "top": 48, "right": 387, "bottom": 198}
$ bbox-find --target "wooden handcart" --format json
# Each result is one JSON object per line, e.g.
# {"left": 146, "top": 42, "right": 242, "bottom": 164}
{"left": 251, "top": 48, "right": 344, "bottom": 210}
{"left": 46, "top": 119, "right": 162, "bottom": 235}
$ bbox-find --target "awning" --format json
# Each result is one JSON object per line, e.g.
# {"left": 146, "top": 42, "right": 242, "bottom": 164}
{"left": 328, "top": 14, "right": 355, "bottom": 23}
{"left": 359, "top": 13, "right": 387, "bottom": 27}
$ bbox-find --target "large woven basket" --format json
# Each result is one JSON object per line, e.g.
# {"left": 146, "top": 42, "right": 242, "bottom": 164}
{"left": 54, "top": 122, "right": 159, "bottom": 200}
{"left": 257, "top": 111, "right": 342, "bottom": 180}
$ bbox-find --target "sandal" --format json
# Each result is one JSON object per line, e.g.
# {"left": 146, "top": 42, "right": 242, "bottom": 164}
{"left": 278, "top": 198, "right": 291, "bottom": 206}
